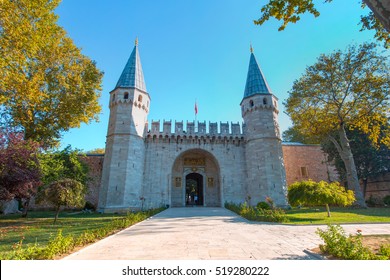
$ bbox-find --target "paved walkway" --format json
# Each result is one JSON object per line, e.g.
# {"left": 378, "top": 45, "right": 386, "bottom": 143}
{"left": 63, "top": 207, "right": 390, "bottom": 260}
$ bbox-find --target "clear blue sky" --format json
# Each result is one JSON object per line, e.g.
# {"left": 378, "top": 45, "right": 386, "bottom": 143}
{"left": 56, "top": 0, "right": 377, "bottom": 152}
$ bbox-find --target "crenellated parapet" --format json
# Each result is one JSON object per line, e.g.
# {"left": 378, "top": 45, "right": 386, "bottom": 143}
{"left": 145, "top": 120, "right": 245, "bottom": 138}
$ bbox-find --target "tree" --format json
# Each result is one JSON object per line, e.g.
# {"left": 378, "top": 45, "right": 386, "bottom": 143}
{"left": 0, "top": 0, "right": 103, "bottom": 148}
{"left": 322, "top": 124, "right": 390, "bottom": 199}
{"left": 288, "top": 180, "right": 355, "bottom": 217}
{"left": 39, "top": 145, "right": 89, "bottom": 186}
{"left": 282, "top": 126, "right": 318, "bottom": 144}
{"left": 86, "top": 148, "right": 105, "bottom": 154}
{"left": 284, "top": 42, "right": 390, "bottom": 207}
{"left": 0, "top": 131, "right": 42, "bottom": 217}
{"left": 36, "top": 179, "right": 85, "bottom": 223}
{"left": 255, "top": 0, "right": 390, "bottom": 48}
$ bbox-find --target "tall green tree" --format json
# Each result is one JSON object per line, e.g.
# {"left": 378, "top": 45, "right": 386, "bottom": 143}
{"left": 39, "top": 145, "right": 89, "bottom": 186}
{"left": 255, "top": 0, "right": 390, "bottom": 48}
{"left": 322, "top": 124, "right": 390, "bottom": 198}
{"left": 0, "top": 0, "right": 103, "bottom": 147}
{"left": 284, "top": 42, "right": 390, "bottom": 207}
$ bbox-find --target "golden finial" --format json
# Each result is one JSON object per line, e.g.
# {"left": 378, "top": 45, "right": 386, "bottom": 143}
{"left": 135, "top": 37, "right": 139, "bottom": 46}
{"left": 250, "top": 43, "right": 253, "bottom": 53}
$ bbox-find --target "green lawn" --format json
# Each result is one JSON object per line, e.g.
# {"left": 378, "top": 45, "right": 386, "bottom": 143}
{"left": 285, "top": 207, "right": 390, "bottom": 224}
{"left": 0, "top": 211, "right": 130, "bottom": 257}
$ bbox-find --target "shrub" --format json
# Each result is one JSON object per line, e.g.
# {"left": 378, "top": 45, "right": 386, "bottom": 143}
{"left": 225, "top": 202, "right": 288, "bottom": 223}
{"left": 256, "top": 201, "right": 271, "bottom": 210}
{"left": 316, "top": 224, "right": 386, "bottom": 260}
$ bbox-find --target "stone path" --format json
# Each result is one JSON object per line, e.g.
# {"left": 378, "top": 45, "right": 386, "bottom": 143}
{"left": 63, "top": 207, "right": 390, "bottom": 260}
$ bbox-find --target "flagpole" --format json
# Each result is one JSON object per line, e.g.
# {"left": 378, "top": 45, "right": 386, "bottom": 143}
{"left": 195, "top": 99, "right": 198, "bottom": 132}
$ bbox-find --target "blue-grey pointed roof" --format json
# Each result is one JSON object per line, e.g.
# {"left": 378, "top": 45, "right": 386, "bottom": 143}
{"left": 243, "top": 52, "right": 272, "bottom": 98}
{"left": 115, "top": 43, "right": 147, "bottom": 92}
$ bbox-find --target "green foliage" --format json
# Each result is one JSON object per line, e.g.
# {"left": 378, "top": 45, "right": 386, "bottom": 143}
{"left": 316, "top": 224, "right": 389, "bottom": 260}
{"left": 255, "top": 0, "right": 389, "bottom": 48}
{"left": 256, "top": 201, "right": 271, "bottom": 210}
{"left": 2, "top": 208, "right": 164, "bottom": 260}
{"left": 225, "top": 202, "right": 289, "bottom": 223}
{"left": 288, "top": 180, "right": 355, "bottom": 208}
{"left": 0, "top": 0, "right": 103, "bottom": 147}
{"left": 384, "top": 195, "right": 390, "bottom": 206}
{"left": 39, "top": 145, "right": 89, "bottom": 186}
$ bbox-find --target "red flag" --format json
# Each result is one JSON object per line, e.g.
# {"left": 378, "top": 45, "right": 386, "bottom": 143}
{"left": 195, "top": 102, "right": 198, "bottom": 115}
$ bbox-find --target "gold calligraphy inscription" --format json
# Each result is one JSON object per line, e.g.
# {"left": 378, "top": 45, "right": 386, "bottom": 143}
{"left": 208, "top": 177, "right": 214, "bottom": 187}
{"left": 184, "top": 158, "right": 205, "bottom": 166}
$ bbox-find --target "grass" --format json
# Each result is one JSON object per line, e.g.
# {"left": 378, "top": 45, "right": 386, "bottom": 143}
{"left": 0, "top": 210, "right": 152, "bottom": 258}
{"left": 284, "top": 207, "right": 390, "bottom": 224}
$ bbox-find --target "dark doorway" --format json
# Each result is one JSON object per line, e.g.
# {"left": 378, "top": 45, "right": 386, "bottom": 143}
{"left": 185, "top": 173, "right": 203, "bottom": 206}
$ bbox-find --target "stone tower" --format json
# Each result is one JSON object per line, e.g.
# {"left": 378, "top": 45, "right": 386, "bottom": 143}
{"left": 98, "top": 39, "right": 150, "bottom": 212}
{"left": 240, "top": 47, "right": 288, "bottom": 207}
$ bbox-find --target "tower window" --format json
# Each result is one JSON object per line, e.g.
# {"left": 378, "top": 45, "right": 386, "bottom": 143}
{"left": 263, "top": 98, "right": 267, "bottom": 105}
{"left": 138, "top": 95, "right": 143, "bottom": 102}
{"left": 124, "top": 92, "right": 129, "bottom": 99}
{"left": 112, "top": 94, "right": 115, "bottom": 102}
{"left": 249, "top": 100, "right": 254, "bottom": 107}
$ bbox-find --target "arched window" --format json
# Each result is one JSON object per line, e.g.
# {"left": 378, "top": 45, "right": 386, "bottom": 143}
{"left": 249, "top": 100, "right": 254, "bottom": 107}
{"left": 138, "top": 95, "right": 143, "bottom": 102}
{"left": 112, "top": 94, "right": 115, "bottom": 102}
{"left": 124, "top": 92, "right": 129, "bottom": 99}
{"left": 263, "top": 98, "right": 267, "bottom": 105}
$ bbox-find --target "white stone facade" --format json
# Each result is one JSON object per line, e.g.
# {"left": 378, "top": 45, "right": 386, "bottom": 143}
{"left": 98, "top": 45, "right": 288, "bottom": 212}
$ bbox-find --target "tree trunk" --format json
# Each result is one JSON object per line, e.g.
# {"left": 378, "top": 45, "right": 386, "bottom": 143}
{"left": 325, "top": 204, "right": 331, "bottom": 217}
{"left": 21, "top": 198, "right": 30, "bottom": 218}
{"left": 54, "top": 206, "right": 60, "bottom": 224}
{"left": 363, "top": 0, "right": 390, "bottom": 32}
{"left": 337, "top": 126, "right": 367, "bottom": 207}
{"left": 362, "top": 178, "right": 368, "bottom": 199}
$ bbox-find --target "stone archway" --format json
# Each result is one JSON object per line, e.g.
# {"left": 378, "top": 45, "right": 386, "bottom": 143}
{"left": 171, "top": 149, "right": 221, "bottom": 207}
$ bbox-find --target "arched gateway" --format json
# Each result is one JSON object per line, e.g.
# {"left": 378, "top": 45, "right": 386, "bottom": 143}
{"left": 171, "top": 149, "right": 221, "bottom": 207}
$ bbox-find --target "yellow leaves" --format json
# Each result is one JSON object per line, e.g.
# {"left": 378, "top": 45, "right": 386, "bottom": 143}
{"left": 1, "top": 0, "right": 103, "bottom": 147}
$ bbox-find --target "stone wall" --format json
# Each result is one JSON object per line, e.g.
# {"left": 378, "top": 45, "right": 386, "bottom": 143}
{"left": 364, "top": 173, "right": 390, "bottom": 204}
{"left": 282, "top": 144, "right": 339, "bottom": 186}
{"left": 81, "top": 154, "right": 104, "bottom": 207}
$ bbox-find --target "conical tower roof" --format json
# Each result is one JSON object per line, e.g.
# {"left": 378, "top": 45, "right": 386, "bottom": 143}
{"left": 243, "top": 49, "right": 271, "bottom": 98}
{"left": 114, "top": 39, "right": 147, "bottom": 92}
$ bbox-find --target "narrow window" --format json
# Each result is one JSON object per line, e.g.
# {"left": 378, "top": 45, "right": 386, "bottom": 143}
{"left": 263, "top": 98, "right": 267, "bottom": 105}
{"left": 124, "top": 92, "right": 129, "bottom": 99}
{"left": 138, "top": 95, "right": 143, "bottom": 102}
{"left": 112, "top": 94, "right": 115, "bottom": 101}
{"left": 249, "top": 100, "right": 254, "bottom": 107}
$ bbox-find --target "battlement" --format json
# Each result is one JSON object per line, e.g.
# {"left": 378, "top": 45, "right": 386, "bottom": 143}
{"left": 146, "top": 120, "right": 245, "bottom": 137}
